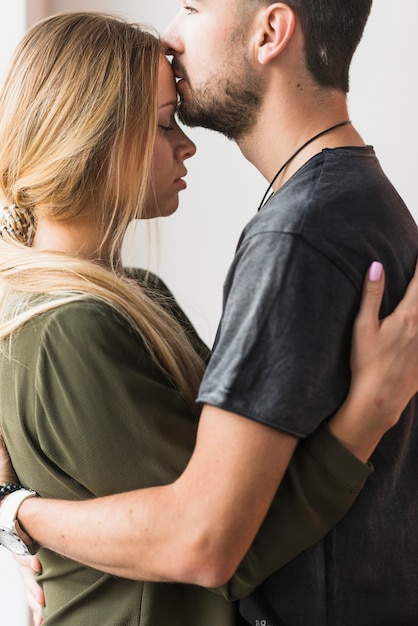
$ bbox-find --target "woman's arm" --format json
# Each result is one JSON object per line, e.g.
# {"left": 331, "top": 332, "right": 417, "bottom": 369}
{"left": 3, "top": 261, "right": 418, "bottom": 588}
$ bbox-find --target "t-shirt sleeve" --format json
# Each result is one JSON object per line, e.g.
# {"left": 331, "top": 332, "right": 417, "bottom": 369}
{"left": 198, "top": 232, "right": 360, "bottom": 436}
{"left": 216, "top": 422, "right": 372, "bottom": 600}
{"left": 33, "top": 299, "right": 198, "bottom": 498}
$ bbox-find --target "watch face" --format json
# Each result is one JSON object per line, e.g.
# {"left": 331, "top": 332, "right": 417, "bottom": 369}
{"left": 0, "top": 527, "right": 31, "bottom": 556}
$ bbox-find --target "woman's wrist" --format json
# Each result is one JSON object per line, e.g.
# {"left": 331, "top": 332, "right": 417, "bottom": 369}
{"left": 328, "top": 396, "right": 388, "bottom": 463}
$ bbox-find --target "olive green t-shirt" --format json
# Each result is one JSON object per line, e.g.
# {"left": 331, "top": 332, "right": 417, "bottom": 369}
{"left": 0, "top": 278, "right": 371, "bottom": 625}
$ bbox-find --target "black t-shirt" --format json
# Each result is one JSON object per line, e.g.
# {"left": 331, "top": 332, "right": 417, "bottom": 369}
{"left": 198, "top": 147, "right": 418, "bottom": 624}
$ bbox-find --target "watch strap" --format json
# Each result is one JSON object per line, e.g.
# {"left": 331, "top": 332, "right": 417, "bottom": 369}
{"left": 0, "top": 483, "right": 23, "bottom": 501}
{"left": 0, "top": 488, "right": 39, "bottom": 554}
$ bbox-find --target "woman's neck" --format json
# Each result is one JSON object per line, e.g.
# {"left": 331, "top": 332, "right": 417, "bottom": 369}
{"left": 32, "top": 219, "right": 106, "bottom": 263}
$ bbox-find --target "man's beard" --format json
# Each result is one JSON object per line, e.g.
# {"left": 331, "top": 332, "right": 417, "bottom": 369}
{"left": 175, "top": 57, "right": 263, "bottom": 142}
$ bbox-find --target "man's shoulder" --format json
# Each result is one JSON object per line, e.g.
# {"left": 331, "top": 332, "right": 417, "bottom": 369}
{"left": 243, "top": 146, "right": 412, "bottom": 244}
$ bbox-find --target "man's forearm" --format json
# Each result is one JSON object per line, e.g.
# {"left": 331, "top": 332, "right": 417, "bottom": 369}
{"left": 16, "top": 406, "right": 297, "bottom": 588}
{"left": 18, "top": 485, "right": 212, "bottom": 583}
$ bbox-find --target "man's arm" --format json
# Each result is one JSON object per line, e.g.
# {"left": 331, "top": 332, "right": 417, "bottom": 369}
{"left": 8, "top": 261, "right": 418, "bottom": 588}
{"left": 17, "top": 405, "right": 298, "bottom": 588}
{"left": 11, "top": 394, "right": 393, "bottom": 590}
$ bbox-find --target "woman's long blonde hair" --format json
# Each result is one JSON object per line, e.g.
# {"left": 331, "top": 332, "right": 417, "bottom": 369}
{"left": 0, "top": 12, "right": 205, "bottom": 409}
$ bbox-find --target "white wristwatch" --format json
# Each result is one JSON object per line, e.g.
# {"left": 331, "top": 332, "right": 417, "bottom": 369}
{"left": 0, "top": 488, "right": 38, "bottom": 555}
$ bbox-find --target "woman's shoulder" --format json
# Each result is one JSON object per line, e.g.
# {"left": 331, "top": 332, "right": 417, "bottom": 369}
{"left": 17, "top": 295, "right": 138, "bottom": 354}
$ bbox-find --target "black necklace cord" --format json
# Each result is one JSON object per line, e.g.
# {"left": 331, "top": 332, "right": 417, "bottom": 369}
{"left": 257, "top": 120, "right": 352, "bottom": 211}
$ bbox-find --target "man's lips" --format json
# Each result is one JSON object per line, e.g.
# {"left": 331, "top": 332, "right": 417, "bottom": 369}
{"left": 172, "top": 60, "right": 187, "bottom": 83}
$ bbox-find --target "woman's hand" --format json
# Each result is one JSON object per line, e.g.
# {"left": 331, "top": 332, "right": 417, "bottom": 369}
{"left": 15, "top": 554, "right": 44, "bottom": 626}
{"left": 0, "top": 434, "right": 17, "bottom": 484}
{"left": 329, "top": 260, "right": 418, "bottom": 460}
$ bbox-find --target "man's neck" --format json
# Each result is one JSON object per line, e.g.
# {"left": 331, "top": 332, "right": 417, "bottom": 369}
{"left": 238, "top": 87, "right": 365, "bottom": 193}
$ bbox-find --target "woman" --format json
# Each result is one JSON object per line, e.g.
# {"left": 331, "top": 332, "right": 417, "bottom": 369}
{"left": 1, "top": 11, "right": 418, "bottom": 626}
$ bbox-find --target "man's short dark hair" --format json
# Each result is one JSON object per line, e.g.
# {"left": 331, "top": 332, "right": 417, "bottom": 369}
{"left": 244, "top": 0, "right": 373, "bottom": 92}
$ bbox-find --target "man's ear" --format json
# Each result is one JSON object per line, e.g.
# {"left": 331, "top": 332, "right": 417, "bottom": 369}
{"left": 253, "top": 3, "right": 295, "bottom": 65}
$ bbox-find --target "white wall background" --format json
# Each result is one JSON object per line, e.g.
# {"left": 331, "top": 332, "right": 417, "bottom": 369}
{"left": 0, "top": 2, "right": 417, "bottom": 624}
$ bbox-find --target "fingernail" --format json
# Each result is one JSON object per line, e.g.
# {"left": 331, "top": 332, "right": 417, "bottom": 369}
{"left": 369, "top": 261, "right": 383, "bottom": 281}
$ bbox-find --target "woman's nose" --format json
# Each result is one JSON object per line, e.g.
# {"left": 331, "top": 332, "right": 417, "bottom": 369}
{"left": 179, "top": 132, "right": 197, "bottom": 160}
{"left": 184, "top": 137, "right": 196, "bottom": 160}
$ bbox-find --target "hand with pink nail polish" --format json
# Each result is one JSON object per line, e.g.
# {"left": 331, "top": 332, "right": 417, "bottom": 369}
{"left": 329, "top": 259, "right": 418, "bottom": 461}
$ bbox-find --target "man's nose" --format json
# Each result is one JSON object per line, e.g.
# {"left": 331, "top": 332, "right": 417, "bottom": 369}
{"left": 162, "top": 16, "right": 184, "bottom": 55}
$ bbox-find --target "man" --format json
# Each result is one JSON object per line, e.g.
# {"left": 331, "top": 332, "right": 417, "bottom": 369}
{"left": 2, "top": 3, "right": 418, "bottom": 625}
{"left": 162, "top": 1, "right": 418, "bottom": 623}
